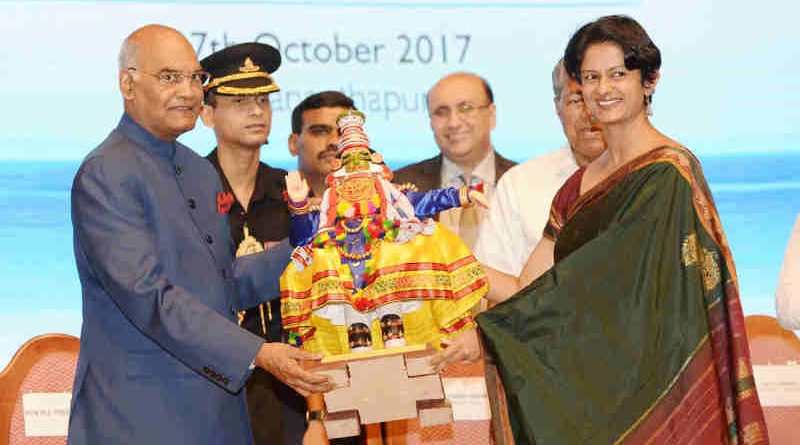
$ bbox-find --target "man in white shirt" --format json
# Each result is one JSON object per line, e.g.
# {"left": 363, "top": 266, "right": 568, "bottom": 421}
{"left": 394, "top": 72, "right": 516, "bottom": 250}
{"left": 473, "top": 60, "right": 605, "bottom": 276}
{"left": 776, "top": 215, "right": 800, "bottom": 330}
{"left": 392, "top": 71, "right": 514, "bottom": 445}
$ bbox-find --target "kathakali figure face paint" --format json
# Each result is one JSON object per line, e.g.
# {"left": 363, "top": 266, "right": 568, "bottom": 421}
{"left": 342, "top": 147, "right": 372, "bottom": 173}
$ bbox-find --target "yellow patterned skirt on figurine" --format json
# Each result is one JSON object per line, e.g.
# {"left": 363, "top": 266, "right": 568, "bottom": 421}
{"left": 280, "top": 222, "right": 487, "bottom": 356}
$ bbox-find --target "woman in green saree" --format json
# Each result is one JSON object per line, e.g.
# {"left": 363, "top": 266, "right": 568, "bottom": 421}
{"left": 432, "top": 15, "right": 768, "bottom": 445}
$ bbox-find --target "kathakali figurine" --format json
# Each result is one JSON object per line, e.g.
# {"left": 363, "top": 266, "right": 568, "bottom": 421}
{"left": 280, "top": 110, "right": 488, "bottom": 356}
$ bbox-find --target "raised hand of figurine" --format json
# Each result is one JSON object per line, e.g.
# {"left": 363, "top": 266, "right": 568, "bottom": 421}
{"left": 469, "top": 189, "right": 489, "bottom": 210}
{"left": 255, "top": 342, "right": 331, "bottom": 396}
{"left": 429, "top": 327, "right": 482, "bottom": 372}
{"left": 285, "top": 171, "right": 311, "bottom": 203}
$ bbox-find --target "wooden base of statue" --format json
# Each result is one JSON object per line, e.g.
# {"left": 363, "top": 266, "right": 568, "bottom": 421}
{"left": 308, "top": 344, "right": 453, "bottom": 439}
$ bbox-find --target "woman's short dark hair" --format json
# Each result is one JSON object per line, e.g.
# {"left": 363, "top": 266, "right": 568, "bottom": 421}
{"left": 564, "top": 15, "right": 661, "bottom": 85}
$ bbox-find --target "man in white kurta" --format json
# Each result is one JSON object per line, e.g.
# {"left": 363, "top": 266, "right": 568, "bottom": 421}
{"left": 474, "top": 60, "right": 605, "bottom": 276}
{"left": 474, "top": 146, "right": 579, "bottom": 275}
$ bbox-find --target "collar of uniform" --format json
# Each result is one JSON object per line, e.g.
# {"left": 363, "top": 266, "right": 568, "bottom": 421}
{"left": 207, "top": 148, "right": 234, "bottom": 194}
{"left": 206, "top": 148, "right": 284, "bottom": 207}
{"left": 441, "top": 148, "right": 496, "bottom": 187}
{"left": 117, "top": 114, "right": 176, "bottom": 159}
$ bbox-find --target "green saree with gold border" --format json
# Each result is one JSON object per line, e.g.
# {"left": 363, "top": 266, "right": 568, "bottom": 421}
{"left": 477, "top": 147, "right": 768, "bottom": 444}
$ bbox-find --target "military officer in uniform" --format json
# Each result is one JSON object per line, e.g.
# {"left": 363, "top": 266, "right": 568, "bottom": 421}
{"left": 200, "top": 42, "right": 305, "bottom": 445}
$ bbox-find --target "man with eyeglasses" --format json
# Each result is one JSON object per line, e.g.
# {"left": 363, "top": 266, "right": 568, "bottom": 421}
{"left": 68, "top": 26, "right": 331, "bottom": 445}
{"left": 390, "top": 71, "right": 514, "bottom": 445}
{"left": 473, "top": 60, "right": 605, "bottom": 286}
{"left": 199, "top": 42, "right": 307, "bottom": 445}
{"left": 394, "top": 72, "right": 516, "bottom": 251}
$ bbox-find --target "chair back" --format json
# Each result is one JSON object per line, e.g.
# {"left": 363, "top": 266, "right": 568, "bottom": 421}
{"left": 745, "top": 315, "right": 800, "bottom": 445}
{"left": 0, "top": 334, "right": 80, "bottom": 445}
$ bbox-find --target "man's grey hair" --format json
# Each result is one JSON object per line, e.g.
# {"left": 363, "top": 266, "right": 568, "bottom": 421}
{"left": 118, "top": 36, "right": 138, "bottom": 71}
{"left": 552, "top": 58, "right": 567, "bottom": 101}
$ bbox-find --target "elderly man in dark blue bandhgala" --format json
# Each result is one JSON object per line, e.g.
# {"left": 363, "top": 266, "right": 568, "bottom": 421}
{"left": 67, "top": 24, "right": 331, "bottom": 445}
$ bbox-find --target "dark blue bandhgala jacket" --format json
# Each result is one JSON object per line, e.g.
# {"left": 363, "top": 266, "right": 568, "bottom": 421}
{"left": 67, "top": 114, "right": 289, "bottom": 445}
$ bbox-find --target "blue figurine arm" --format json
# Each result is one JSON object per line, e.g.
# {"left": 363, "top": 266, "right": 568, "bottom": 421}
{"left": 72, "top": 158, "right": 262, "bottom": 393}
{"left": 404, "top": 187, "right": 462, "bottom": 219}
{"left": 289, "top": 211, "right": 320, "bottom": 247}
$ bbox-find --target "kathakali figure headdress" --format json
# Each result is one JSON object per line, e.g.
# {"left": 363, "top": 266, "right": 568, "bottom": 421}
{"left": 327, "top": 110, "right": 393, "bottom": 182}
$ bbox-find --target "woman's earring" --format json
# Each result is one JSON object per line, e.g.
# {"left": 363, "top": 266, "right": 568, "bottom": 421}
{"left": 644, "top": 94, "right": 653, "bottom": 116}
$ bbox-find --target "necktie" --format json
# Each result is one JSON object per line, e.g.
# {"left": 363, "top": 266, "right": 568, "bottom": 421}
{"left": 459, "top": 174, "right": 490, "bottom": 313}
{"left": 458, "top": 174, "right": 480, "bottom": 250}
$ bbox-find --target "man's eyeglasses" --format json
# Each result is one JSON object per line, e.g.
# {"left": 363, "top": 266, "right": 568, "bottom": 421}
{"left": 127, "top": 68, "right": 210, "bottom": 86}
{"left": 430, "top": 102, "right": 492, "bottom": 122}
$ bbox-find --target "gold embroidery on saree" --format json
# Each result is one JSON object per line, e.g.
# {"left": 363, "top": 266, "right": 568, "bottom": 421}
{"left": 681, "top": 234, "right": 700, "bottom": 267}
{"left": 701, "top": 249, "right": 721, "bottom": 291}
{"left": 725, "top": 400, "right": 737, "bottom": 443}
{"left": 736, "top": 358, "right": 757, "bottom": 400}
{"left": 681, "top": 233, "right": 721, "bottom": 291}
{"left": 738, "top": 358, "right": 753, "bottom": 380}
{"left": 742, "top": 422, "right": 768, "bottom": 444}
{"left": 624, "top": 147, "right": 739, "bottom": 291}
